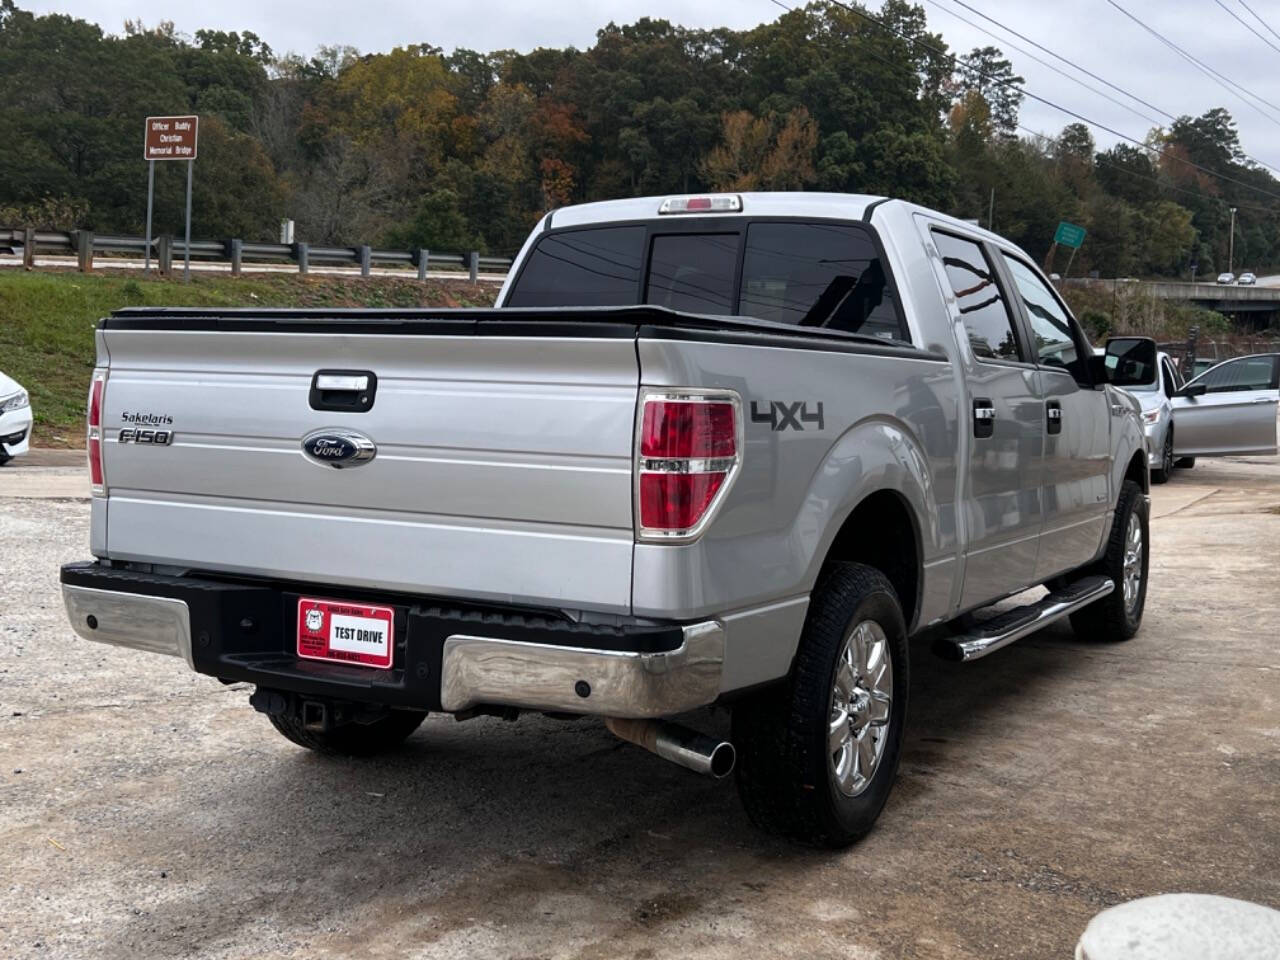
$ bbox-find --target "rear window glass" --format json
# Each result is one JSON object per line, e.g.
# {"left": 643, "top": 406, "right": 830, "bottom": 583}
{"left": 739, "top": 222, "right": 905, "bottom": 341}
{"left": 505, "top": 226, "right": 644, "bottom": 307}
{"left": 505, "top": 221, "right": 909, "bottom": 343}
{"left": 645, "top": 233, "right": 738, "bottom": 314}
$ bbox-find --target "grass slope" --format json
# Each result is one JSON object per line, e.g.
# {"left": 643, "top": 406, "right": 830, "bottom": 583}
{"left": 0, "top": 269, "right": 497, "bottom": 446}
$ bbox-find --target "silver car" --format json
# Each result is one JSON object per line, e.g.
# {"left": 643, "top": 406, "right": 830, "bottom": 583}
{"left": 1127, "top": 351, "right": 1182, "bottom": 482}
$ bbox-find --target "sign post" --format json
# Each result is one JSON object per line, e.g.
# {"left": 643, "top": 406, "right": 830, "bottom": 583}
{"left": 1053, "top": 221, "right": 1086, "bottom": 278}
{"left": 143, "top": 115, "right": 199, "bottom": 282}
{"left": 144, "top": 160, "right": 154, "bottom": 276}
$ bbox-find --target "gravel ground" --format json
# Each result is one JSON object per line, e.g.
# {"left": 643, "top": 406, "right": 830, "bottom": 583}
{"left": 1, "top": 455, "right": 1278, "bottom": 959}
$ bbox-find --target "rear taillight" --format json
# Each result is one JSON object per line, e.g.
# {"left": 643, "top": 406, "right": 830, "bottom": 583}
{"left": 636, "top": 392, "right": 740, "bottom": 540}
{"left": 87, "top": 370, "right": 106, "bottom": 495}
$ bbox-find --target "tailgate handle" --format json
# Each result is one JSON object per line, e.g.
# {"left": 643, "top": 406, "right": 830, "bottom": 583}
{"left": 310, "top": 369, "right": 377, "bottom": 413}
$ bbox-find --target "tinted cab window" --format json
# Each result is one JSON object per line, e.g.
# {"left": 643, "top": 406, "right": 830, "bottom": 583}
{"left": 738, "top": 222, "right": 905, "bottom": 341}
{"left": 646, "top": 233, "right": 737, "bottom": 314}
{"left": 932, "top": 231, "right": 1023, "bottom": 362}
{"left": 506, "top": 227, "right": 644, "bottom": 307}
{"left": 506, "top": 219, "right": 910, "bottom": 343}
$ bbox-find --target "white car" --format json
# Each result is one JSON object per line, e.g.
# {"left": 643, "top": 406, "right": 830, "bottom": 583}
{"left": 0, "top": 371, "right": 32, "bottom": 464}
{"left": 1216, "top": 272, "right": 1235, "bottom": 284}
{"left": 1238, "top": 272, "right": 1256, "bottom": 285}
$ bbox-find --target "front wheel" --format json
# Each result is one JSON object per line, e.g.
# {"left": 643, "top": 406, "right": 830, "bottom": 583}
{"left": 1151, "top": 429, "right": 1173, "bottom": 484}
{"left": 1069, "top": 480, "right": 1149, "bottom": 642}
{"left": 732, "top": 562, "right": 908, "bottom": 847}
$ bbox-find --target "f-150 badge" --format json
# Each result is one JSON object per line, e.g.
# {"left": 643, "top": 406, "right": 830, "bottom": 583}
{"left": 751, "top": 400, "right": 825, "bottom": 431}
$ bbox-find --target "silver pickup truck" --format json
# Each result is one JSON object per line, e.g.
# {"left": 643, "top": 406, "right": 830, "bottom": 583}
{"left": 61, "top": 192, "right": 1155, "bottom": 846}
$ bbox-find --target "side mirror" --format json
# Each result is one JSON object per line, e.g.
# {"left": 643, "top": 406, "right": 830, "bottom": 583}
{"left": 1103, "top": 336, "right": 1158, "bottom": 387}
{"left": 1180, "top": 382, "right": 1207, "bottom": 398}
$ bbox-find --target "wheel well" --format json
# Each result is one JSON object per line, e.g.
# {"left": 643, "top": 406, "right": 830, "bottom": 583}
{"left": 823, "top": 490, "right": 920, "bottom": 629}
{"left": 1125, "top": 449, "right": 1149, "bottom": 493}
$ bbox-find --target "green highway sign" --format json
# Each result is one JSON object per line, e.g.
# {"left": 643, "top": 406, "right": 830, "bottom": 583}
{"left": 1054, "top": 221, "right": 1086, "bottom": 249}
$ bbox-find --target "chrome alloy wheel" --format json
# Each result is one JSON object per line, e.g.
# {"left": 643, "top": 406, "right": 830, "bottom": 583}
{"left": 828, "top": 619, "right": 893, "bottom": 798}
{"left": 1123, "top": 511, "right": 1144, "bottom": 614}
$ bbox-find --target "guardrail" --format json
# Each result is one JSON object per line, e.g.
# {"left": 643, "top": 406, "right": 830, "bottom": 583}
{"left": 0, "top": 227, "right": 514, "bottom": 282}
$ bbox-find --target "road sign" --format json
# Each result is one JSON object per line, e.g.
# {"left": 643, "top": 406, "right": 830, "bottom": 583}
{"left": 144, "top": 115, "right": 198, "bottom": 160}
{"left": 142, "top": 115, "right": 199, "bottom": 283}
{"left": 1054, "top": 221, "right": 1086, "bottom": 249}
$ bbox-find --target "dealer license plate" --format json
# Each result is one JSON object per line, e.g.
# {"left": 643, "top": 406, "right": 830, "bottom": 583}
{"left": 296, "top": 597, "right": 394, "bottom": 669}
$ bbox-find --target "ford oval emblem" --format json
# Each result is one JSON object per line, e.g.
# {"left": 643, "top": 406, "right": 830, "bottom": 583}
{"left": 301, "top": 429, "right": 376, "bottom": 469}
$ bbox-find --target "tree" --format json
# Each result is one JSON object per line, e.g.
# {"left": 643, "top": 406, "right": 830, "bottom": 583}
{"left": 953, "top": 46, "right": 1023, "bottom": 138}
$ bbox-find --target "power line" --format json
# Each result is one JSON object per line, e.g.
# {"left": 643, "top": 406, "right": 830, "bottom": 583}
{"left": 939, "top": 0, "right": 1174, "bottom": 123}
{"left": 763, "top": 0, "right": 1280, "bottom": 204}
{"left": 836, "top": 0, "right": 1280, "bottom": 204}
{"left": 1237, "top": 0, "right": 1280, "bottom": 46}
{"left": 1214, "top": 0, "right": 1280, "bottom": 56}
{"left": 923, "top": 0, "right": 1165, "bottom": 128}
{"left": 1105, "top": 0, "right": 1280, "bottom": 129}
{"left": 1020, "top": 125, "right": 1276, "bottom": 217}
{"left": 946, "top": 0, "right": 1280, "bottom": 176}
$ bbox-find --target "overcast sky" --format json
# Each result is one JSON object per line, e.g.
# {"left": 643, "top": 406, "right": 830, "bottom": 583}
{"left": 26, "top": 0, "right": 1280, "bottom": 168}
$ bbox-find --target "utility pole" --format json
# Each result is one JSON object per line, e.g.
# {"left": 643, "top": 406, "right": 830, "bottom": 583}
{"left": 1228, "top": 206, "right": 1237, "bottom": 274}
{"left": 987, "top": 188, "right": 995, "bottom": 231}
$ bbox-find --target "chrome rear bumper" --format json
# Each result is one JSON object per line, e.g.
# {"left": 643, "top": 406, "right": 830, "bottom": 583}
{"left": 63, "top": 584, "right": 194, "bottom": 668}
{"left": 440, "top": 621, "right": 724, "bottom": 718}
{"left": 61, "top": 569, "right": 724, "bottom": 719}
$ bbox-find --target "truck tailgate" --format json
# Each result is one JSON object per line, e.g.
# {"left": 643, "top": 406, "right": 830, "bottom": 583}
{"left": 98, "top": 322, "right": 638, "bottom": 614}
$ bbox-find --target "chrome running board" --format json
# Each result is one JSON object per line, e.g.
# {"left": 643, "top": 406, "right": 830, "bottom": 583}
{"left": 934, "top": 575, "right": 1115, "bottom": 663}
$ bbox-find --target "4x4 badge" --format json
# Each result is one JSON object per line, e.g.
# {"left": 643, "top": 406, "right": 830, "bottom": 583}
{"left": 751, "top": 400, "right": 825, "bottom": 432}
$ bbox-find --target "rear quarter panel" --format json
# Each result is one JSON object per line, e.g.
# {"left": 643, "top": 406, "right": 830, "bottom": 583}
{"left": 634, "top": 337, "right": 961, "bottom": 689}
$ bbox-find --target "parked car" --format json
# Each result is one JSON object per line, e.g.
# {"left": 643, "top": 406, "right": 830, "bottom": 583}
{"left": 1217, "top": 272, "right": 1235, "bottom": 284}
{"left": 1238, "top": 272, "right": 1257, "bottom": 285}
{"left": 1171, "top": 353, "right": 1280, "bottom": 459}
{"left": 0, "top": 371, "right": 32, "bottom": 465}
{"left": 1124, "top": 351, "right": 1184, "bottom": 483}
{"left": 60, "top": 192, "right": 1156, "bottom": 847}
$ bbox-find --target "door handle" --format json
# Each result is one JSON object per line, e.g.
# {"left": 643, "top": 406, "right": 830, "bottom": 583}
{"left": 1250, "top": 396, "right": 1274, "bottom": 403}
{"left": 973, "top": 398, "right": 995, "bottom": 438}
{"left": 1046, "top": 400, "right": 1062, "bottom": 435}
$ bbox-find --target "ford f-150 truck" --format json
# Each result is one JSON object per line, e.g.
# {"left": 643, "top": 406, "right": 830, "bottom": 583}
{"left": 61, "top": 192, "right": 1155, "bottom": 846}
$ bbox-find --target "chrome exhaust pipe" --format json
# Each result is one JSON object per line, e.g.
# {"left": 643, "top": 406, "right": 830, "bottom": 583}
{"left": 605, "top": 717, "right": 735, "bottom": 779}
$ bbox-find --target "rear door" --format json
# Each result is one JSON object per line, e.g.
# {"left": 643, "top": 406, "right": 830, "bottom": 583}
{"left": 1172, "top": 354, "right": 1279, "bottom": 457}
{"left": 927, "top": 227, "right": 1045, "bottom": 611}
{"left": 99, "top": 320, "right": 640, "bottom": 614}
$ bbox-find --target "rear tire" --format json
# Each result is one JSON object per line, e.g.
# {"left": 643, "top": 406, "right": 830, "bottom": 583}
{"left": 268, "top": 710, "right": 427, "bottom": 756}
{"left": 1069, "top": 480, "right": 1148, "bottom": 642}
{"left": 1151, "top": 429, "right": 1173, "bottom": 484}
{"left": 1175, "top": 456, "right": 1195, "bottom": 469}
{"left": 732, "top": 562, "right": 908, "bottom": 847}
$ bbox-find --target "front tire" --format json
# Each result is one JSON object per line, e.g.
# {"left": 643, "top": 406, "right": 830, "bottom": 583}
{"left": 1151, "top": 428, "right": 1173, "bottom": 484}
{"left": 268, "top": 710, "right": 427, "bottom": 756}
{"left": 1069, "top": 480, "right": 1149, "bottom": 642}
{"left": 732, "top": 562, "right": 908, "bottom": 847}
